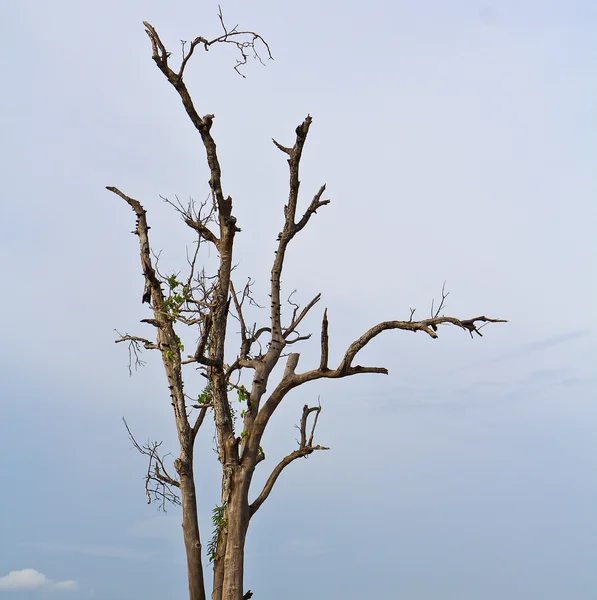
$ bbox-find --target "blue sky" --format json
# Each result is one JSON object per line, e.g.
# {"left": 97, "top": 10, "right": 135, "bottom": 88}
{"left": 1, "top": 1, "right": 596, "bottom": 599}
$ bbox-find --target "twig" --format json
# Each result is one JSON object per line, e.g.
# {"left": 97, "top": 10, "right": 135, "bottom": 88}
{"left": 123, "top": 418, "right": 181, "bottom": 511}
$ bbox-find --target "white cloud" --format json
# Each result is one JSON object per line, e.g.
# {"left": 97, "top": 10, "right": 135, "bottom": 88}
{"left": 0, "top": 569, "right": 77, "bottom": 592}
{"left": 0, "top": 569, "right": 46, "bottom": 591}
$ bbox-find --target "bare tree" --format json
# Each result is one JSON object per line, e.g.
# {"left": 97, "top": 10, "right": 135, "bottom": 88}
{"left": 107, "top": 12, "right": 505, "bottom": 600}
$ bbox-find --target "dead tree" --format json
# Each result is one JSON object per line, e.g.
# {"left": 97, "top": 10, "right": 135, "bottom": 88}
{"left": 107, "top": 12, "right": 505, "bottom": 600}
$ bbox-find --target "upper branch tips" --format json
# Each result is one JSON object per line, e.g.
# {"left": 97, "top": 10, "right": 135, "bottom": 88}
{"left": 144, "top": 9, "right": 272, "bottom": 80}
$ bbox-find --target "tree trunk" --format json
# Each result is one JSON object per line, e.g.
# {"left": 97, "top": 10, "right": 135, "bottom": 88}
{"left": 179, "top": 469, "right": 207, "bottom": 600}
{"left": 211, "top": 526, "right": 227, "bottom": 600}
{"left": 221, "top": 485, "right": 249, "bottom": 600}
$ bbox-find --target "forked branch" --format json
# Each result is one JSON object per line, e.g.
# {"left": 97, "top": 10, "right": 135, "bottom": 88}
{"left": 269, "top": 116, "right": 330, "bottom": 343}
{"left": 172, "top": 6, "right": 272, "bottom": 79}
{"left": 284, "top": 293, "right": 321, "bottom": 339}
{"left": 249, "top": 402, "right": 328, "bottom": 516}
{"left": 247, "top": 305, "right": 506, "bottom": 455}
{"left": 123, "top": 418, "right": 180, "bottom": 511}
{"left": 114, "top": 332, "right": 157, "bottom": 374}
{"left": 338, "top": 314, "right": 507, "bottom": 373}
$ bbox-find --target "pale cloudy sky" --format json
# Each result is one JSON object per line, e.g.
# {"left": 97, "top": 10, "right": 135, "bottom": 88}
{"left": 1, "top": 1, "right": 596, "bottom": 599}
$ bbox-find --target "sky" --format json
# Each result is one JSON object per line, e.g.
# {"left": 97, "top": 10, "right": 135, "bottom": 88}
{"left": 1, "top": 0, "right": 596, "bottom": 599}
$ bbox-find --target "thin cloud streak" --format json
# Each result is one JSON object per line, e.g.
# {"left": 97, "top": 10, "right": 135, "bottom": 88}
{"left": 467, "top": 329, "right": 590, "bottom": 367}
{"left": 21, "top": 541, "right": 165, "bottom": 561}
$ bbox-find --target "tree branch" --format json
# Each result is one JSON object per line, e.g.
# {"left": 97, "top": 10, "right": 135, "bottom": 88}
{"left": 249, "top": 402, "right": 328, "bottom": 517}
{"left": 123, "top": 418, "right": 181, "bottom": 511}
{"left": 192, "top": 405, "right": 210, "bottom": 440}
{"left": 230, "top": 280, "right": 251, "bottom": 359}
{"left": 114, "top": 332, "right": 156, "bottom": 374}
{"left": 283, "top": 293, "right": 321, "bottom": 339}
{"left": 176, "top": 5, "right": 272, "bottom": 79}
{"left": 339, "top": 314, "right": 507, "bottom": 372}
{"left": 115, "top": 334, "right": 158, "bottom": 350}
{"left": 269, "top": 117, "right": 329, "bottom": 346}
{"left": 184, "top": 217, "right": 220, "bottom": 247}
{"left": 106, "top": 187, "right": 165, "bottom": 306}
{"left": 161, "top": 194, "right": 221, "bottom": 248}
{"left": 320, "top": 309, "right": 329, "bottom": 371}
{"left": 294, "top": 184, "right": 330, "bottom": 234}
{"left": 107, "top": 186, "right": 193, "bottom": 459}
{"left": 246, "top": 307, "right": 506, "bottom": 460}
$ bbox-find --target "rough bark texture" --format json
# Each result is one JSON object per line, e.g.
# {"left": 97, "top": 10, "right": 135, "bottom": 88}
{"left": 180, "top": 471, "right": 206, "bottom": 600}
{"left": 108, "top": 17, "right": 505, "bottom": 600}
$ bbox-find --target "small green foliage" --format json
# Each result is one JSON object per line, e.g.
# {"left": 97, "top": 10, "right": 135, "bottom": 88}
{"left": 163, "top": 274, "right": 187, "bottom": 321}
{"left": 240, "top": 430, "right": 248, "bottom": 439}
{"left": 197, "top": 384, "right": 212, "bottom": 405}
{"left": 207, "top": 503, "right": 228, "bottom": 563}
{"left": 166, "top": 274, "right": 180, "bottom": 290}
{"left": 175, "top": 334, "right": 184, "bottom": 352}
{"left": 165, "top": 350, "right": 174, "bottom": 362}
{"left": 234, "top": 385, "right": 251, "bottom": 423}
{"left": 237, "top": 385, "right": 250, "bottom": 403}
{"left": 225, "top": 383, "right": 250, "bottom": 424}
